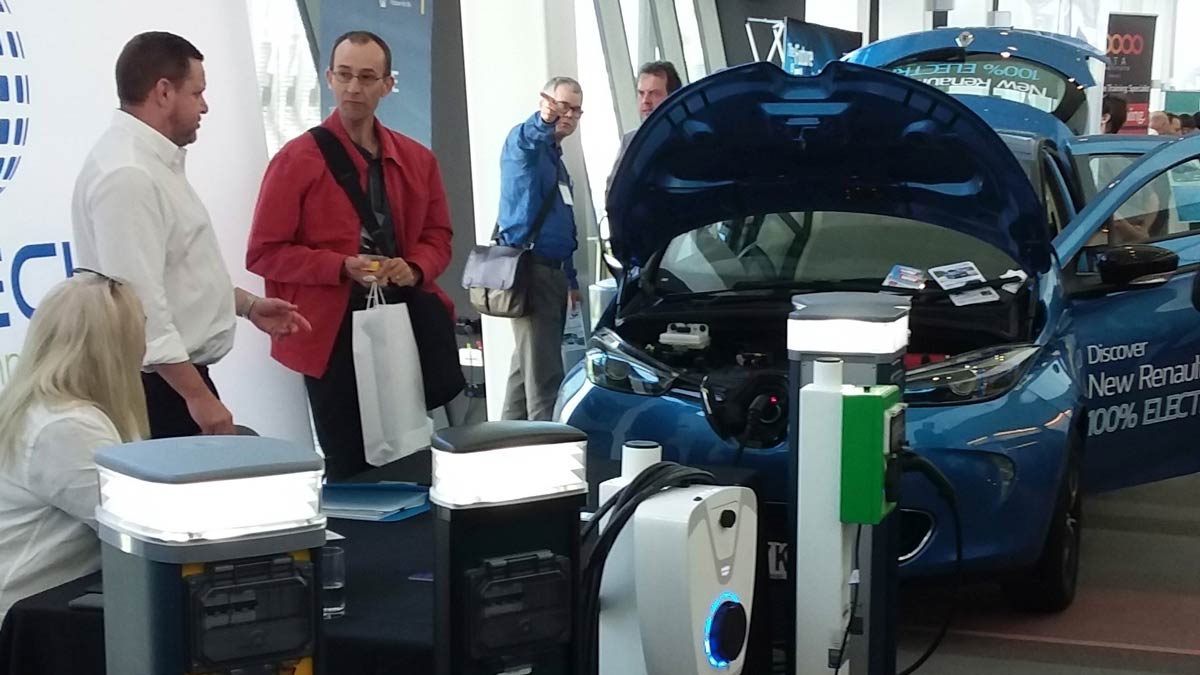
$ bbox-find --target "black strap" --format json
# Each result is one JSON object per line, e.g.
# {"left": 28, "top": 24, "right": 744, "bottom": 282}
{"left": 495, "top": 159, "right": 566, "bottom": 250}
{"left": 308, "top": 126, "right": 390, "bottom": 254}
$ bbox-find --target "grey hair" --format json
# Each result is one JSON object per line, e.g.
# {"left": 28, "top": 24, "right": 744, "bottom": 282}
{"left": 542, "top": 76, "right": 582, "bottom": 95}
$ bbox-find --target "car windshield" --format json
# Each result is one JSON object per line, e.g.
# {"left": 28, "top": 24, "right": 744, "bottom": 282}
{"left": 654, "top": 212, "right": 1022, "bottom": 295}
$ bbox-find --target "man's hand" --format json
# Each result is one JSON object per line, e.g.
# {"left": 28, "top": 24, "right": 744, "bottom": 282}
{"left": 539, "top": 92, "right": 568, "bottom": 124}
{"left": 249, "top": 297, "right": 313, "bottom": 339}
{"left": 186, "top": 390, "right": 235, "bottom": 435}
{"left": 379, "top": 258, "right": 421, "bottom": 287}
{"left": 568, "top": 288, "right": 582, "bottom": 314}
{"left": 344, "top": 256, "right": 378, "bottom": 287}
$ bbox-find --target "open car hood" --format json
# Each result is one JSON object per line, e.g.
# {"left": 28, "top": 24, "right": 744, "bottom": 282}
{"left": 606, "top": 61, "right": 1051, "bottom": 274}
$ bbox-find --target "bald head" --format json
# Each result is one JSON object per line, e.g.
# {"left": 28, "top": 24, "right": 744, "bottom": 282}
{"left": 1150, "top": 111, "right": 1172, "bottom": 135}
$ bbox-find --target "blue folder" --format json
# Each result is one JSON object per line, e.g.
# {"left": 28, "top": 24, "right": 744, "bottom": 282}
{"left": 321, "top": 482, "right": 430, "bottom": 522}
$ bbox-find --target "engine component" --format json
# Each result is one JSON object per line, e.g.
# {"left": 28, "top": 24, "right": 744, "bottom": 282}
{"left": 701, "top": 365, "right": 789, "bottom": 449}
{"left": 659, "top": 323, "right": 711, "bottom": 350}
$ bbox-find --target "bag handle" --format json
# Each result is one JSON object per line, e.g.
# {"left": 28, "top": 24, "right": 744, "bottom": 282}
{"left": 366, "top": 281, "right": 387, "bottom": 309}
{"left": 308, "top": 126, "right": 395, "bottom": 257}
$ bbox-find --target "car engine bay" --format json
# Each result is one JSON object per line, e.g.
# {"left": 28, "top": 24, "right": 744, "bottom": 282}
{"left": 608, "top": 284, "right": 1037, "bottom": 447}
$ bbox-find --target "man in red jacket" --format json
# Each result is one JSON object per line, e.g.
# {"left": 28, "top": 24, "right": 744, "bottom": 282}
{"left": 246, "top": 31, "right": 453, "bottom": 479}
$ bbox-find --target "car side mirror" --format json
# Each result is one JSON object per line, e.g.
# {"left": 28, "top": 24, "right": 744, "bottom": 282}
{"left": 1097, "top": 244, "right": 1179, "bottom": 287}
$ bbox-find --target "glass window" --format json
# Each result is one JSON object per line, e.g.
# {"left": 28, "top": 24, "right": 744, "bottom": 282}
{"left": 576, "top": 0, "right": 623, "bottom": 281}
{"left": 654, "top": 212, "right": 1020, "bottom": 295}
{"left": 1091, "top": 159, "right": 1200, "bottom": 246}
{"left": 674, "top": 0, "right": 706, "bottom": 82}
{"left": 890, "top": 55, "right": 1076, "bottom": 117}
{"left": 1073, "top": 154, "right": 1141, "bottom": 201}
{"left": 247, "top": 0, "right": 321, "bottom": 156}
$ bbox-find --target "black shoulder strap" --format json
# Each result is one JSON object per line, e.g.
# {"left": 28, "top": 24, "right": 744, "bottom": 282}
{"left": 308, "top": 127, "right": 386, "bottom": 248}
{"left": 496, "top": 159, "right": 566, "bottom": 249}
{"left": 522, "top": 165, "right": 562, "bottom": 249}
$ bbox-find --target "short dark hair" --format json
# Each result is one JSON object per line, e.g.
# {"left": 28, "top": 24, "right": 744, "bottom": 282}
{"left": 638, "top": 61, "right": 683, "bottom": 93}
{"left": 1102, "top": 95, "right": 1127, "bottom": 134}
{"left": 115, "top": 32, "right": 204, "bottom": 106}
{"left": 1182, "top": 113, "right": 1196, "bottom": 129}
{"left": 329, "top": 31, "right": 392, "bottom": 75}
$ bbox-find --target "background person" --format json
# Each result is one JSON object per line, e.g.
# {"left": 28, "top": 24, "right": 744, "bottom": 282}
{"left": 497, "top": 77, "right": 584, "bottom": 421}
{"left": 607, "top": 61, "right": 682, "bottom": 194}
{"left": 1102, "top": 95, "right": 1128, "bottom": 134}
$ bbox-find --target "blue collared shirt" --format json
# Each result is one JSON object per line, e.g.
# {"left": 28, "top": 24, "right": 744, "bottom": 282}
{"left": 496, "top": 112, "right": 578, "bottom": 288}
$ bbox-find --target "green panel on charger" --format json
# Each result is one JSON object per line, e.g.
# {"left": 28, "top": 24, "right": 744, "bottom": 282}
{"left": 841, "top": 385, "right": 902, "bottom": 525}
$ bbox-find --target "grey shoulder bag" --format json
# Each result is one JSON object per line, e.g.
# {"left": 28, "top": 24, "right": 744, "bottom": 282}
{"left": 461, "top": 175, "right": 559, "bottom": 318}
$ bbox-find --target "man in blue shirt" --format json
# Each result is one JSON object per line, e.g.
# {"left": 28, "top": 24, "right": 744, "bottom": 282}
{"left": 496, "top": 76, "right": 583, "bottom": 420}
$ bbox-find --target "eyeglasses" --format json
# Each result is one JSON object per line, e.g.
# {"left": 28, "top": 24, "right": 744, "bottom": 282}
{"left": 554, "top": 100, "right": 585, "bottom": 117}
{"left": 72, "top": 267, "right": 122, "bottom": 289}
{"left": 331, "top": 70, "right": 387, "bottom": 86}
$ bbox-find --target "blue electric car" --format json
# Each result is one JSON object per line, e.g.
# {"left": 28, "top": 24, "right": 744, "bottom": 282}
{"left": 558, "top": 56, "right": 1200, "bottom": 612}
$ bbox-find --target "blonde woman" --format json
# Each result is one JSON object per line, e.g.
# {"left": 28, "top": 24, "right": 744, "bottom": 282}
{"left": 0, "top": 270, "right": 148, "bottom": 619}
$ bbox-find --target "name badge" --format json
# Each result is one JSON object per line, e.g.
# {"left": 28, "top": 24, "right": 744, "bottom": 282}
{"left": 559, "top": 182, "right": 574, "bottom": 207}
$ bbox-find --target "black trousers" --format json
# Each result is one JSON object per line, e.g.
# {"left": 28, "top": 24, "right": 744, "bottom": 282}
{"left": 305, "top": 299, "right": 371, "bottom": 482}
{"left": 141, "top": 366, "right": 219, "bottom": 439}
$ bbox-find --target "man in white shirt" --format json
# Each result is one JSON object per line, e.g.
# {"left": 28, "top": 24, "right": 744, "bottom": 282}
{"left": 71, "top": 31, "right": 310, "bottom": 438}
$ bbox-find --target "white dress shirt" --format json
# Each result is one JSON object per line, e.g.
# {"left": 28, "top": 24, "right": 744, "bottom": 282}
{"left": 0, "top": 402, "right": 122, "bottom": 621}
{"left": 71, "top": 110, "right": 236, "bottom": 367}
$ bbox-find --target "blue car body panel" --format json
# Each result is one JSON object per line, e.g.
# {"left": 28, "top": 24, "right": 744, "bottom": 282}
{"left": 559, "top": 337, "right": 1076, "bottom": 575}
{"left": 843, "top": 26, "right": 1107, "bottom": 87}
{"left": 957, "top": 94, "right": 1074, "bottom": 149}
{"left": 570, "top": 58, "right": 1200, "bottom": 577}
{"left": 1066, "top": 134, "right": 1169, "bottom": 157}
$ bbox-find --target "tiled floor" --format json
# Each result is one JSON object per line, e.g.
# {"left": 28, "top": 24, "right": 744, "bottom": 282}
{"left": 896, "top": 473, "right": 1200, "bottom": 674}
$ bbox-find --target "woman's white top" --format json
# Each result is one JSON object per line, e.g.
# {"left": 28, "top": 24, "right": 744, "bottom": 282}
{"left": 0, "top": 402, "right": 121, "bottom": 620}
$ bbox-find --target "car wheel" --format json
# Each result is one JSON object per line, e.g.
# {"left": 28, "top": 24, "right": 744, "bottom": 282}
{"left": 1006, "top": 452, "right": 1082, "bottom": 613}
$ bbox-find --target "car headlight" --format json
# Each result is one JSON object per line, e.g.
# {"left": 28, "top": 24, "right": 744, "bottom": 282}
{"left": 585, "top": 330, "right": 677, "bottom": 396}
{"left": 905, "top": 345, "right": 1040, "bottom": 405}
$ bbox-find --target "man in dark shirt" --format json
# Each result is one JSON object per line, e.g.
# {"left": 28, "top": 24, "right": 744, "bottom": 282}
{"left": 607, "top": 61, "right": 682, "bottom": 195}
{"left": 496, "top": 77, "right": 584, "bottom": 421}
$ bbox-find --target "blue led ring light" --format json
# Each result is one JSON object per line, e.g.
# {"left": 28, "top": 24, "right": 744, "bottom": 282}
{"left": 702, "top": 591, "right": 744, "bottom": 669}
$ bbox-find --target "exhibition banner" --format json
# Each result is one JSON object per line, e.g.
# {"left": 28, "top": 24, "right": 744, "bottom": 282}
{"left": 781, "top": 18, "right": 862, "bottom": 77}
{"left": 0, "top": 0, "right": 313, "bottom": 446}
{"left": 1103, "top": 13, "right": 1156, "bottom": 134}
{"left": 320, "top": 0, "right": 433, "bottom": 145}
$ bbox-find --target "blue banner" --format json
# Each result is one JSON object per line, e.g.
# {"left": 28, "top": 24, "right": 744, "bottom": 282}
{"left": 782, "top": 18, "right": 862, "bottom": 77}
{"left": 320, "top": 0, "right": 433, "bottom": 145}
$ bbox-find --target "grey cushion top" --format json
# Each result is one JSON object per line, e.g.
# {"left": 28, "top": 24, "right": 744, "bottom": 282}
{"left": 95, "top": 436, "right": 323, "bottom": 484}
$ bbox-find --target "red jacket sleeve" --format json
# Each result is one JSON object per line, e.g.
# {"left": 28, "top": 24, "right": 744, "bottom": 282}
{"left": 246, "top": 143, "right": 346, "bottom": 286}
{"left": 405, "top": 153, "right": 454, "bottom": 283}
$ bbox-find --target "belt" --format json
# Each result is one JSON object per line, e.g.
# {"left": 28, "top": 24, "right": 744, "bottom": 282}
{"left": 530, "top": 253, "right": 566, "bottom": 270}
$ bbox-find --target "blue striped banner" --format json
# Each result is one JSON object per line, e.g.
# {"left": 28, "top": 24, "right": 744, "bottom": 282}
{"left": 2, "top": 156, "right": 20, "bottom": 180}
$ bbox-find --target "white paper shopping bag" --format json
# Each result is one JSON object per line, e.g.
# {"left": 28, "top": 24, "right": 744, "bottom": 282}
{"left": 352, "top": 283, "right": 433, "bottom": 466}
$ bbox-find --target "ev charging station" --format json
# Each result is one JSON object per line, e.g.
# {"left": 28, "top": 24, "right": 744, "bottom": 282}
{"left": 787, "top": 293, "right": 911, "bottom": 675}
{"left": 86, "top": 297, "right": 940, "bottom": 675}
